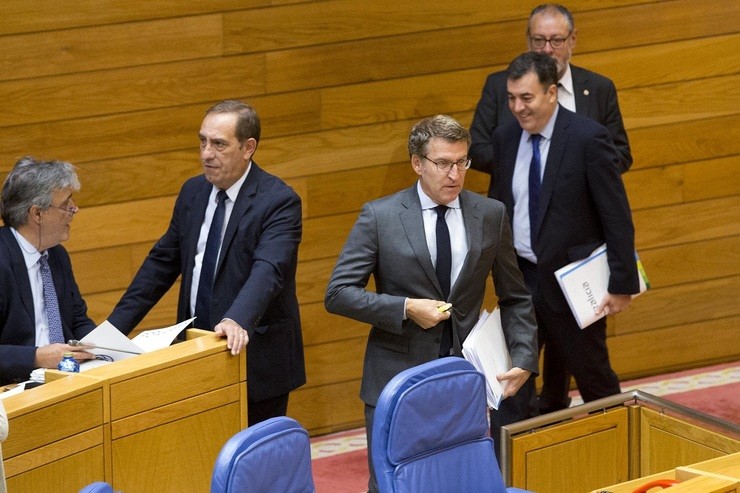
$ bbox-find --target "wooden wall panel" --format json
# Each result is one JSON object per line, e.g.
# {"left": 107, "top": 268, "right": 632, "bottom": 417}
{"left": 0, "top": 0, "right": 736, "bottom": 437}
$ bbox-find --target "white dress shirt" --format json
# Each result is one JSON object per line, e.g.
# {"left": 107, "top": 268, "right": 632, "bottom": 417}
{"left": 189, "top": 163, "right": 251, "bottom": 317}
{"left": 558, "top": 64, "right": 576, "bottom": 112}
{"left": 10, "top": 228, "right": 50, "bottom": 346}
{"left": 512, "top": 106, "right": 559, "bottom": 263}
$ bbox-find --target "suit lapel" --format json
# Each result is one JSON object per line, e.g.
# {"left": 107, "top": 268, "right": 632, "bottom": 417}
{"left": 535, "top": 108, "right": 570, "bottom": 241}
{"left": 450, "top": 191, "right": 482, "bottom": 298}
{"left": 217, "top": 163, "right": 260, "bottom": 274}
{"left": 183, "top": 179, "right": 212, "bottom": 292}
{"left": 1, "top": 228, "right": 36, "bottom": 323}
{"left": 571, "top": 65, "right": 594, "bottom": 118}
{"left": 399, "top": 186, "right": 442, "bottom": 296}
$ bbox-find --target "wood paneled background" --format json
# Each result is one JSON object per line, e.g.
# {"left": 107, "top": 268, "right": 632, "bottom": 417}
{"left": 0, "top": 0, "right": 737, "bottom": 435}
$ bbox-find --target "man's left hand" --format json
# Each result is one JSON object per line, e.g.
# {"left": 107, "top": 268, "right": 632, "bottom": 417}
{"left": 496, "top": 367, "right": 532, "bottom": 398}
{"left": 596, "top": 293, "right": 632, "bottom": 317}
{"left": 214, "top": 319, "right": 249, "bottom": 356}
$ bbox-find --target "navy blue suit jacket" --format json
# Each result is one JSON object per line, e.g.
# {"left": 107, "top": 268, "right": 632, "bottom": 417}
{"left": 108, "top": 163, "right": 306, "bottom": 402}
{"left": 0, "top": 227, "right": 95, "bottom": 383}
{"left": 490, "top": 107, "right": 639, "bottom": 314}
{"left": 470, "top": 64, "right": 632, "bottom": 181}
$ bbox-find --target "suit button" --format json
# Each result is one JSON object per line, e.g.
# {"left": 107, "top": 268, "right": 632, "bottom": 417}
{"left": 434, "top": 337, "right": 441, "bottom": 343}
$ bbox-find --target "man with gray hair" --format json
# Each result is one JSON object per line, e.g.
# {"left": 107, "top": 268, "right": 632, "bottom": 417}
{"left": 0, "top": 157, "right": 96, "bottom": 384}
{"left": 326, "top": 115, "right": 538, "bottom": 491}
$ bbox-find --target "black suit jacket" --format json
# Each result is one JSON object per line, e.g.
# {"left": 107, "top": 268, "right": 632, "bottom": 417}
{"left": 108, "top": 163, "right": 306, "bottom": 402}
{"left": 470, "top": 64, "right": 632, "bottom": 183}
{"left": 490, "top": 107, "right": 639, "bottom": 314}
{"left": 0, "top": 227, "right": 95, "bottom": 383}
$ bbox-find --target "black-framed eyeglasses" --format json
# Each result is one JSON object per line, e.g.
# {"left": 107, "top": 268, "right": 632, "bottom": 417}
{"left": 421, "top": 155, "right": 471, "bottom": 173}
{"left": 529, "top": 32, "right": 572, "bottom": 49}
{"left": 48, "top": 204, "right": 79, "bottom": 216}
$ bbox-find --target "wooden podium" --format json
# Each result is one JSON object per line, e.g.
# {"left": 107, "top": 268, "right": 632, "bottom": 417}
{"left": 2, "top": 329, "right": 247, "bottom": 492}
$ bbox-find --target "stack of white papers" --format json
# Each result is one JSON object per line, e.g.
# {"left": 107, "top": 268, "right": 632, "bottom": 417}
{"left": 79, "top": 317, "right": 195, "bottom": 367}
{"left": 554, "top": 244, "right": 650, "bottom": 329}
{"left": 462, "top": 308, "right": 512, "bottom": 410}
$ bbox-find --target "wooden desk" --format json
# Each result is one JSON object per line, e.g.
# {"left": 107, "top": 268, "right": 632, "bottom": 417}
{"left": 591, "top": 452, "right": 740, "bottom": 493}
{"left": 2, "top": 329, "right": 246, "bottom": 492}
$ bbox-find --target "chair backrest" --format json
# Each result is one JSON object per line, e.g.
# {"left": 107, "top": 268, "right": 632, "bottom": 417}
{"left": 78, "top": 481, "right": 113, "bottom": 493}
{"left": 211, "top": 416, "right": 315, "bottom": 493}
{"left": 372, "top": 357, "right": 510, "bottom": 493}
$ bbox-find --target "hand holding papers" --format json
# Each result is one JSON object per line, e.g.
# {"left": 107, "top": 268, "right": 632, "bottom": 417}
{"left": 462, "top": 308, "right": 512, "bottom": 410}
{"left": 78, "top": 317, "right": 195, "bottom": 366}
{"left": 555, "top": 244, "right": 650, "bottom": 329}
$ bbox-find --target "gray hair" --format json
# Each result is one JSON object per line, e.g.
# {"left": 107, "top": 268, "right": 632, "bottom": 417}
{"left": 205, "top": 100, "right": 261, "bottom": 145}
{"left": 407, "top": 115, "right": 471, "bottom": 158}
{"left": 527, "top": 3, "right": 575, "bottom": 34}
{"left": 1, "top": 156, "right": 80, "bottom": 228}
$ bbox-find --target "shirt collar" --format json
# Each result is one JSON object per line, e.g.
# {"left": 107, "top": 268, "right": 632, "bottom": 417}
{"left": 524, "top": 105, "right": 559, "bottom": 143}
{"left": 213, "top": 161, "right": 251, "bottom": 202}
{"left": 10, "top": 227, "right": 43, "bottom": 269}
{"left": 558, "top": 63, "right": 574, "bottom": 96}
{"left": 416, "top": 182, "right": 461, "bottom": 210}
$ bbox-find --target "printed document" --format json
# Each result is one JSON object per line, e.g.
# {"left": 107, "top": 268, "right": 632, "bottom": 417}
{"left": 555, "top": 244, "right": 649, "bottom": 329}
{"left": 79, "top": 317, "right": 195, "bottom": 365}
{"left": 462, "top": 308, "right": 512, "bottom": 410}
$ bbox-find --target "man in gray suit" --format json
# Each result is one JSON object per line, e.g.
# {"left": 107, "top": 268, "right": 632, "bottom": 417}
{"left": 325, "top": 115, "right": 538, "bottom": 491}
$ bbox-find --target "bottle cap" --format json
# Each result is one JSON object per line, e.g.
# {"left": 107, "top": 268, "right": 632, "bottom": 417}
{"left": 63, "top": 352, "right": 74, "bottom": 357}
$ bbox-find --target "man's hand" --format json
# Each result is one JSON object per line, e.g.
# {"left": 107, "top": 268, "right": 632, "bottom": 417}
{"left": 596, "top": 293, "right": 631, "bottom": 317}
{"left": 214, "top": 319, "right": 249, "bottom": 355}
{"left": 497, "top": 367, "right": 532, "bottom": 398}
{"left": 34, "top": 343, "right": 96, "bottom": 368}
{"left": 406, "top": 298, "right": 452, "bottom": 329}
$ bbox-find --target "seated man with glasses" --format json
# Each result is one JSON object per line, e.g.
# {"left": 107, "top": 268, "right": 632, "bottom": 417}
{"left": 0, "top": 157, "right": 96, "bottom": 384}
{"left": 325, "top": 115, "right": 538, "bottom": 492}
{"left": 469, "top": 3, "right": 633, "bottom": 430}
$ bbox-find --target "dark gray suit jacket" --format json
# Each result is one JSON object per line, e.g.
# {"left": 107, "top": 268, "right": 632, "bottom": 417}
{"left": 470, "top": 64, "right": 632, "bottom": 182}
{"left": 108, "top": 163, "right": 306, "bottom": 402}
{"left": 325, "top": 186, "right": 538, "bottom": 406}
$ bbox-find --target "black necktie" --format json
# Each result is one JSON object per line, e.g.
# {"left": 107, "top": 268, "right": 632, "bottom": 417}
{"left": 194, "top": 190, "right": 227, "bottom": 329}
{"left": 528, "top": 134, "right": 542, "bottom": 248}
{"left": 434, "top": 205, "right": 453, "bottom": 356}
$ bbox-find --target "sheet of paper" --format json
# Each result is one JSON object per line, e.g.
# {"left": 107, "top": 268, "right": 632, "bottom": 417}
{"left": 130, "top": 317, "right": 194, "bottom": 353}
{"left": 462, "top": 308, "right": 512, "bottom": 410}
{"left": 555, "top": 244, "right": 649, "bottom": 329}
{"left": 80, "top": 320, "right": 144, "bottom": 358}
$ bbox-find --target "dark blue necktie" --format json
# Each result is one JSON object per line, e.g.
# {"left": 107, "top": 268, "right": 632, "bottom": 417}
{"left": 434, "top": 205, "right": 453, "bottom": 356}
{"left": 528, "top": 134, "right": 542, "bottom": 248}
{"left": 38, "top": 255, "right": 65, "bottom": 344}
{"left": 194, "top": 190, "right": 227, "bottom": 329}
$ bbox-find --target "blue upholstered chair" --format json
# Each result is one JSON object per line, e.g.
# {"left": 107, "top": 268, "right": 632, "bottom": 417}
{"left": 211, "top": 416, "right": 315, "bottom": 493}
{"left": 372, "top": 357, "right": 532, "bottom": 493}
{"left": 78, "top": 481, "right": 114, "bottom": 493}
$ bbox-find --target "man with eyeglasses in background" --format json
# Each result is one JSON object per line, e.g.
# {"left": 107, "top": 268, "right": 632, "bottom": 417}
{"left": 469, "top": 3, "right": 633, "bottom": 425}
{"left": 0, "top": 157, "right": 97, "bottom": 384}
{"left": 326, "top": 115, "right": 538, "bottom": 492}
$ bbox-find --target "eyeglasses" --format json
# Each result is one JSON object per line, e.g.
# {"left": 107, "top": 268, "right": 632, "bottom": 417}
{"left": 48, "top": 204, "right": 79, "bottom": 216}
{"left": 529, "top": 32, "right": 572, "bottom": 49}
{"left": 421, "top": 155, "right": 471, "bottom": 173}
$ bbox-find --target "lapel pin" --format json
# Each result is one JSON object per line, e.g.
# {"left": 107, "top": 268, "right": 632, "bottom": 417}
{"left": 583, "top": 89, "right": 590, "bottom": 96}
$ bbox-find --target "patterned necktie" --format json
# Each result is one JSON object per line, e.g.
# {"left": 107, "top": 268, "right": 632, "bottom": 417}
{"left": 528, "top": 134, "right": 542, "bottom": 248}
{"left": 434, "top": 205, "right": 453, "bottom": 356}
{"left": 194, "top": 190, "right": 227, "bottom": 329}
{"left": 38, "top": 255, "right": 65, "bottom": 344}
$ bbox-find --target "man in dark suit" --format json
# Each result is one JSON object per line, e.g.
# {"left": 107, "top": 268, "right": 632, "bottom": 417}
{"left": 490, "top": 52, "right": 639, "bottom": 420}
{"left": 0, "top": 157, "right": 96, "bottom": 384}
{"left": 108, "top": 100, "right": 306, "bottom": 426}
{"left": 471, "top": 3, "right": 632, "bottom": 414}
{"left": 325, "top": 115, "right": 538, "bottom": 491}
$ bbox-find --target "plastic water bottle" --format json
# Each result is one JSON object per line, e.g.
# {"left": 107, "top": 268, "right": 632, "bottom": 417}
{"left": 58, "top": 352, "right": 80, "bottom": 373}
